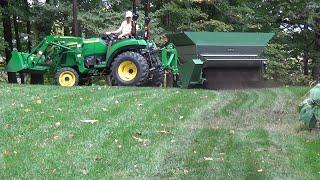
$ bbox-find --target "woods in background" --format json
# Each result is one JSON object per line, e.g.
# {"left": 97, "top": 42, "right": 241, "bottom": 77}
{"left": 0, "top": 0, "right": 320, "bottom": 85}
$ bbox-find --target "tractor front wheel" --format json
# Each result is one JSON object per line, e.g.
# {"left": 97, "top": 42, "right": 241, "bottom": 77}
{"left": 111, "top": 52, "right": 149, "bottom": 86}
{"left": 55, "top": 67, "right": 79, "bottom": 87}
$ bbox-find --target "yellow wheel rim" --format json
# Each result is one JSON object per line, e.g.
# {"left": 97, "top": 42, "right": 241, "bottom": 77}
{"left": 59, "top": 71, "right": 76, "bottom": 87}
{"left": 118, "top": 60, "right": 138, "bottom": 81}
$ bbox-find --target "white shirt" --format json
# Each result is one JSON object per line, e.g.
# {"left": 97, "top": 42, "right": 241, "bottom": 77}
{"left": 117, "top": 21, "right": 132, "bottom": 37}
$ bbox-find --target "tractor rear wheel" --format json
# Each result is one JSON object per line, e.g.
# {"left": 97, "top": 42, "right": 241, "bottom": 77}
{"left": 111, "top": 51, "right": 149, "bottom": 86}
{"left": 55, "top": 67, "right": 79, "bottom": 87}
{"left": 149, "top": 56, "right": 164, "bottom": 87}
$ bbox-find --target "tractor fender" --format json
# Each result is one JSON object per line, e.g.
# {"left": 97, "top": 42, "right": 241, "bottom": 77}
{"left": 106, "top": 39, "right": 147, "bottom": 68}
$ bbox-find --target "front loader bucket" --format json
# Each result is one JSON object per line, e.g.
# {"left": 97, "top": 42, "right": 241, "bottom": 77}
{"left": 167, "top": 32, "right": 274, "bottom": 89}
{"left": 6, "top": 51, "right": 29, "bottom": 73}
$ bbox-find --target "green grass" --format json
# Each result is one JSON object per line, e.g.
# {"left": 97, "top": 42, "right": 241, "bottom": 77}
{"left": 0, "top": 83, "right": 319, "bottom": 179}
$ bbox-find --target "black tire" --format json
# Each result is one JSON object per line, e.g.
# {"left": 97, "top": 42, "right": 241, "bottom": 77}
{"left": 54, "top": 67, "right": 79, "bottom": 87}
{"left": 111, "top": 51, "right": 149, "bottom": 86}
{"left": 149, "top": 56, "right": 165, "bottom": 87}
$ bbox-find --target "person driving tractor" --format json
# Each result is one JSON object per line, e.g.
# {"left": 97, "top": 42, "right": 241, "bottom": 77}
{"left": 106, "top": 11, "right": 136, "bottom": 38}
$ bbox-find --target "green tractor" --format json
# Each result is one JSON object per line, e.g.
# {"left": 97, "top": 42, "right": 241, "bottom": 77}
{"left": 6, "top": 0, "right": 167, "bottom": 87}
{"left": 7, "top": 34, "right": 165, "bottom": 87}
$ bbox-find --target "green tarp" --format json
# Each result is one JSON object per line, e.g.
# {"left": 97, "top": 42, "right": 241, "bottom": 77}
{"left": 299, "top": 84, "right": 320, "bottom": 128}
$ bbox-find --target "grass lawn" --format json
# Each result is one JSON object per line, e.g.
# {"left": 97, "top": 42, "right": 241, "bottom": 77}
{"left": 0, "top": 83, "right": 319, "bottom": 179}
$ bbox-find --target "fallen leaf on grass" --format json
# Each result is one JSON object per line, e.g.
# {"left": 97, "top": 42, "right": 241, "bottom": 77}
{"left": 23, "top": 108, "right": 31, "bottom": 113}
{"left": 159, "top": 130, "right": 169, "bottom": 135}
{"left": 5, "top": 124, "right": 11, "bottom": 129}
{"left": 81, "top": 168, "right": 89, "bottom": 175}
{"left": 132, "top": 136, "right": 144, "bottom": 142}
{"left": 36, "top": 99, "right": 42, "bottom": 104}
{"left": 204, "top": 157, "right": 214, "bottom": 161}
{"left": 55, "top": 122, "right": 61, "bottom": 127}
{"left": 80, "top": 120, "right": 98, "bottom": 124}
{"left": 3, "top": 150, "right": 11, "bottom": 156}
{"left": 69, "top": 134, "right": 74, "bottom": 138}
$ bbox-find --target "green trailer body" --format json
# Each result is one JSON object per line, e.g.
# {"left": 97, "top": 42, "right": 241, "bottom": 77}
{"left": 166, "top": 32, "right": 274, "bottom": 89}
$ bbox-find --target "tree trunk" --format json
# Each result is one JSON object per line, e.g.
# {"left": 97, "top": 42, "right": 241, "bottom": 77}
{"left": 303, "top": 52, "right": 309, "bottom": 76}
{"left": 313, "top": 18, "right": 320, "bottom": 82}
{"left": 13, "top": 14, "right": 21, "bottom": 51}
{"left": 1, "top": 0, "right": 17, "bottom": 83}
{"left": 13, "top": 13, "right": 24, "bottom": 84}
{"left": 312, "top": 65, "right": 320, "bottom": 82}
{"left": 24, "top": 0, "right": 32, "bottom": 52}
{"left": 72, "top": 0, "right": 79, "bottom": 36}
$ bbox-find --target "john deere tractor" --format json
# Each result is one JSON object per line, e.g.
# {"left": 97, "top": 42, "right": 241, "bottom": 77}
{"left": 6, "top": 0, "right": 164, "bottom": 87}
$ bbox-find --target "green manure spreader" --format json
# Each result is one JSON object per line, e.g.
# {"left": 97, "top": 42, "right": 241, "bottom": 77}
{"left": 6, "top": 32, "right": 274, "bottom": 89}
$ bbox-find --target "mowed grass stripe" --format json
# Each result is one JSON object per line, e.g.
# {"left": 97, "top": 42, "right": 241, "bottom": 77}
{"left": 78, "top": 90, "right": 181, "bottom": 178}
{"left": 104, "top": 90, "right": 217, "bottom": 178}
{"left": 144, "top": 92, "right": 218, "bottom": 178}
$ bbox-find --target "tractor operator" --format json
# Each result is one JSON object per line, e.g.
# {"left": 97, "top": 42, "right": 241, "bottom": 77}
{"left": 106, "top": 11, "right": 135, "bottom": 38}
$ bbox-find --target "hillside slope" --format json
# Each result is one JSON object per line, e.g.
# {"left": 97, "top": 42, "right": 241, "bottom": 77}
{"left": 0, "top": 84, "right": 319, "bottom": 179}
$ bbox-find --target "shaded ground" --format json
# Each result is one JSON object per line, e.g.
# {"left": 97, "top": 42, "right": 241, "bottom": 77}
{"left": 0, "top": 84, "right": 319, "bottom": 179}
